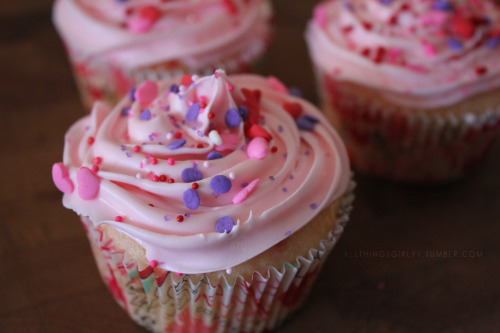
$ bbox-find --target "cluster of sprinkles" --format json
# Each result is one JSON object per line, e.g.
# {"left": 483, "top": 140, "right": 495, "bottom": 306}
{"left": 112, "top": 0, "right": 241, "bottom": 34}
{"left": 325, "top": 0, "right": 500, "bottom": 76}
{"left": 53, "top": 71, "right": 322, "bottom": 239}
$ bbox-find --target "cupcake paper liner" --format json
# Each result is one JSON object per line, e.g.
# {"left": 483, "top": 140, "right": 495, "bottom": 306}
{"left": 81, "top": 180, "right": 355, "bottom": 333}
{"left": 317, "top": 72, "right": 500, "bottom": 183}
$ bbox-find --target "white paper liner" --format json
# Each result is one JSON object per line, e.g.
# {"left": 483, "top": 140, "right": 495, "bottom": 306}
{"left": 316, "top": 71, "right": 500, "bottom": 183}
{"left": 81, "top": 180, "right": 355, "bottom": 333}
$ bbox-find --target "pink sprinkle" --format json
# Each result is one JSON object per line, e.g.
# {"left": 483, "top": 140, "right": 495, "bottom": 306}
{"left": 134, "top": 81, "right": 159, "bottom": 106}
{"left": 314, "top": 4, "right": 327, "bottom": 28}
{"left": 127, "top": 5, "right": 161, "bottom": 34}
{"left": 150, "top": 260, "right": 159, "bottom": 268}
{"left": 115, "top": 216, "right": 123, "bottom": 222}
{"left": 227, "top": 84, "right": 235, "bottom": 92}
{"left": 199, "top": 96, "right": 208, "bottom": 105}
{"left": 93, "top": 156, "right": 102, "bottom": 165}
{"left": 91, "top": 165, "right": 99, "bottom": 173}
{"left": 167, "top": 158, "right": 175, "bottom": 165}
{"left": 151, "top": 157, "right": 158, "bottom": 165}
{"left": 133, "top": 145, "right": 141, "bottom": 152}
{"left": 152, "top": 174, "right": 160, "bottom": 182}
{"left": 420, "top": 39, "right": 436, "bottom": 57}
{"left": 232, "top": 179, "right": 260, "bottom": 204}
{"left": 246, "top": 137, "right": 269, "bottom": 160}
{"left": 175, "top": 272, "right": 183, "bottom": 277}
{"left": 419, "top": 11, "right": 447, "bottom": 27}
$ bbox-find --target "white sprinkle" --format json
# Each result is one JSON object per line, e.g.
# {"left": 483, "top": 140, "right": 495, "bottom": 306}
{"left": 229, "top": 172, "right": 235, "bottom": 180}
{"left": 209, "top": 130, "right": 222, "bottom": 145}
{"left": 203, "top": 161, "right": 210, "bottom": 168}
{"left": 166, "top": 133, "right": 173, "bottom": 140}
{"left": 136, "top": 173, "right": 142, "bottom": 179}
{"left": 226, "top": 268, "right": 232, "bottom": 275}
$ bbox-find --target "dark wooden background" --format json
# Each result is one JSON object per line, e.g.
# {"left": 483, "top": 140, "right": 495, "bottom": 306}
{"left": 1, "top": 1, "right": 499, "bottom": 332}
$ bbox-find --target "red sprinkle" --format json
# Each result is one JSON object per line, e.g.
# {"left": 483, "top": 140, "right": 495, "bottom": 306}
{"left": 91, "top": 165, "right": 99, "bottom": 173}
{"left": 87, "top": 137, "right": 95, "bottom": 145}
{"left": 207, "top": 112, "right": 215, "bottom": 120}
{"left": 167, "top": 178, "right": 175, "bottom": 183}
{"left": 271, "top": 146, "right": 278, "bottom": 153}
{"left": 177, "top": 215, "right": 184, "bottom": 222}
{"left": 222, "top": 0, "right": 238, "bottom": 14}
{"left": 159, "top": 175, "right": 167, "bottom": 182}
{"left": 152, "top": 174, "right": 160, "bottom": 182}
{"left": 180, "top": 74, "right": 193, "bottom": 87}
{"left": 247, "top": 124, "right": 273, "bottom": 142}
{"left": 115, "top": 216, "right": 123, "bottom": 222}
{"left": 151, "top": 157, "right": 158, "bottom": 165}
{"left": 373, "top": 47, "right": 386, "bottom": 64}
{"left": 174, "top": 132, "right": 183, "bottom": 139}
{"left": 192, "top": 182, "right": 199, "bottom": 190}
{"left": 361, "top": 48, "right": 371, "bottom": 58}
{"left": 93, "top": 157, "right": 102, "bottom": 165}
{"left": 197, "top": 143, "right": 204, "bottom": 149}
{"left": 133, "top": 145, "right": 141, "bottom": 152}
{"left": 282, "top": 102, "right": 303, "bottom": 119}
{"left": 452, "top": 16, "right": 475, "bottom": 39}
{"left": 476, "top": 66, "right": 488, "bottom": 76}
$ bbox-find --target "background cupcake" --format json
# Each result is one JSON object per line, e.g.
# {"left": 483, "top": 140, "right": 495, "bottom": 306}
{"left": 53, "top": 0, "right": 273, "bottom": 111}
{"left": 52, "top": 70, "right": 353, "bottom": 332}
{"left": 306, "top": 0, "right": 500, "bottom": 183}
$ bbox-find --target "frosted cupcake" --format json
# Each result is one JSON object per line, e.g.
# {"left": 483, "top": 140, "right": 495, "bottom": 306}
{"left": 306, "top": 0, "right": 500, "bottom": 183}
{"left": 53, "top": 0, "right": 273, "bottom": 111}
{"left": 52, "top": 70, "right": 353, "bottom": 332}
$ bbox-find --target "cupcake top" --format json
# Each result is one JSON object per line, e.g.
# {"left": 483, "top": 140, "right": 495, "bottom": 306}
{"left": 53, "top": 0, "right": 272, "bottom": 70}
{"left": 306, "top": 0, "right": 500, "bottom": 108}
{"left": 52, "top": 70, "right": 350, "bottom": 274}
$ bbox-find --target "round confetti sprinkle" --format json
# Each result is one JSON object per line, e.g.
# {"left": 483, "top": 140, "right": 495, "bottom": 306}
{"left": 177, "top": 215, "right": 184, "bottom": 222}
{"left": 237, "top": 105, "right": 249, "bottom": 121}
{"left": 207, "top": 151, "right": 223, "bottom": 160}
{"left": 140, "top": 109, "right": 152, "bottom": 121}
{"left": 181, "top": 168, "right": 203, "bottom": 183}
{"left": 225, "top": 107, "right": 241, "bottom": 128}
{"left": 115, "top": 216, "right": 123, "bottom": 222}
{"left": 216, "top": 216, "right": 234, "bottom": 233}
{"left": 168, "top": 138, "right": 186, "bottom": 150}
{"left": 186, "top": 103, "right": 201, "bottom": 121}
{"left": 183, "top": 189, "right": 200, "bottom": 210}
{"left": 247, "top": 137, "right": 269, "bottom": 160}
{"left": 169, "top": 84, "right": 180, "bottom": 93}
{"left": 192, "top": 182, "right": 199, "bottom": 190}
{"left": 210, "top": 175, "right": 232, "bottom": 194}
{"left": 296, "top": 116, "right": 316, "bottom": 131}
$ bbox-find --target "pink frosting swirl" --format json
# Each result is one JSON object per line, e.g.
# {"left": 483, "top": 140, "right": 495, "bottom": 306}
{"left": 306, "top": 0, "right": 500, "bottom": 108}
{"left": 54, "top": 71, "right": 350, "bottom": 274}
{"left": 53, "top": 0, "right": 272, "bottom": 70}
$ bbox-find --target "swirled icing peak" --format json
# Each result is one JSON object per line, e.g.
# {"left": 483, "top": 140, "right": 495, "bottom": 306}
{"left": 53, "top": 70, "right": 350, "bottom": 274}
{"left": 306, "top": 0, "right": 500, "bottom": 108}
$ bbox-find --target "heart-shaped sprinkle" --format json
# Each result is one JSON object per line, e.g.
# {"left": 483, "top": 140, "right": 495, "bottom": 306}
{"left": 77, "top": 167, "right": 100, "bottom": 200}
{"left": 134, "top": 81, "right": 158, "bottom": 106}
{"left": 52, "top": 162, "right": 74, "bottom": 194}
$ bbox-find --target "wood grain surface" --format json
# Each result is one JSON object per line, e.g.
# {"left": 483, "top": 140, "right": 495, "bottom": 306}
{"left": 1, "top": 1, "right": 499, "bottom": 332}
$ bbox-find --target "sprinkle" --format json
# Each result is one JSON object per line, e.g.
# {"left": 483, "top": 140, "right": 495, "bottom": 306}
{"left": 164, "top": 215, "right": 171, "bottom": 221}
{"left": 379, "top": 0, "right": 392, "bottom": 5}
{"left": 452, "top": 16, "right": 475, "bottom": 39}
{"left": 207, "top": 151, "right": 223, "bottom": 160}
{"left": 271, "top": 146, "right": 278, "bottom": 153}
{"left": 186, "top": 103, "right": 201, "bottom": 121}
{"left": 296, "top": 116, "right": 317, "bottom": 131}
{"left": 127, "top": 5, "right": 161, "bottom": 33}
{"left": 282, "top": 102, "right": 303, "bottom": 119}
{"left": 52, "top": 162, "right": 74, "bottom": 194}
{"left": 181, "top": 168, "right": 203, "bottom": 183}
{"left": 150, "top": 260, "right": 159, "bottom": 268}
{"left": 93, "top": 157, "right": 102, "bottom": 165}
{"left": 129, "top": 87, "right": 136, "bottom": 101}
{"left": 87, "top": 137, "right": 95, "bottom": 145}
{"left": 210, "top": 175, "right": 232, "bottom": 194}
{"left": 486, "top": 36, "right": 500, "bottom": 49}
{"left": 476, "top": 67, "right": 488, "bottom": 76}
{"left": 421, "top": 39, "right": 436, "bottom": 57}
{"left": 140, "top": 109, "right": 152, "bottom": 121}
{"left": 226, "top": 268, "right": 232, "bottom": 274}
{"left": 247, "top": 124, "right": 272, "bottom": 142}
{"left": 225, "top": 107, "right": 241, "bottom": 128}
{"left": 432, "top": 0, "right": 453, "bottom": 11}
{"left": 134, "top": 81, "right": 158, "bottom": 106}
{"left": 247, "top": 137, "right": 269, "bottom": 160}
{"left": 115, "top": 216, "right": 123, "bottom": 222}
{"left": 167, "top": 157, "right": 175, "bottom": 165}
{"left": 310, "top": 203, "right": 318, "bottom": 210}
{"left": 151, "top": 174, "right": 159, "bottom": 182}
{"left": 209, "top": 130, "right": 222, "bottom": 145}
{"left": 191, "top": 182, "right": 199, "bottom": 190}
{"left": 203, "top": 161, "right": 210, "bottom": 168}
{"left": 151, "top": 157, "right": 158, "bottom": 165}
{"left": 228, "top": 172, "right": 235, "bottom": 180}
{"left": 269, "top": 176, "right": 275, "bottom": 181}
{"left": 126, "top": 152, "right": 132, "bottom": 158}
{"left": 232, "top": 178, "right": 259, "bottom": 204}
{"left": 216, "top": 216, "right": 234, "bottom": 233}
{"left": 121, "top": 107, "right": 131, "bottom": 117}
{"left": 167, "top": 178, "right": 175, "bottom": 183}
{"left": 207, "top": 112, "right": 216, "bottom": 120}
{"left": 159, "top": 175, "right": 167, "bottom": 182}
{"left": 169, "top": 84, "right": 180, "bottom": 93}
{"left": 237, "top": 105, "right": 249, "bottom": 121}
{"left": 222, "top": 0, "right": 238, "bottom": 14}
{"left": 168, "top": 138, "right": 186, "bottom": 150}
{"left": 133, "top": 145, "right": 141, "bottom": 152}
{"left": 177, "top": 215, "right": 184, "bottom": 222}
{"left": 183, "top": 189, "right": 200, "bottom": 210}
{"left": 447, "top": 38, "right": 463, "bottom": 51}
{"left": 76, "top": 167, "right": 100, "bottom": 200}
{"left": 285, "top": 230, "right": 292, "bottom": 236}
{"left": 91, "top": 165, "right": 99, "bottom": 173}
{"left": 180, "top": 74, "right": 193, "bottom": 87}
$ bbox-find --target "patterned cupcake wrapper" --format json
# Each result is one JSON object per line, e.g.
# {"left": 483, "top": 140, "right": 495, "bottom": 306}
{"left": 316, "top": 71, "right": 500, "bottom": 183}
{"left": 81, "top": 180, "right": 355, "bottom": 333}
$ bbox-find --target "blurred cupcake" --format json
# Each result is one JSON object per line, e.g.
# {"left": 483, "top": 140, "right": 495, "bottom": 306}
{"left": 53, "top": 0, "right": 273, "bottom": 111}
{"left": 306, "top": 0, "right": 500, "bottom": 183}
{"left": 52, "top": 70, "right": 353, "bottom": 332}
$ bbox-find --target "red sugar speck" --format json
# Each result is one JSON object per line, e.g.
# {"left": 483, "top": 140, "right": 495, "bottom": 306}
{"left": 192, "top": 182, "right": 199, "bottom": 190}
{"left": 151, "top": 157, "right": 158, "bottom": 165}
{"left": 271, "top": 146, "right": 278, "bottom": 153}
{"left": 475, "top": 66, "right": 487, "bottom": 76}
{"left": 159, "top": 175, "right": 167, "bottom": 182}
{"left": 133, "top": 145, "right": 141, "bottom": 152}
{"left": 115, "top": 216, "right": 123, "bottom": 222}
{"left": 208, "top": 112, "right": 215, "bottom": 119}
{"left": 94, "top": 156, "right": 102, "bottom": 164}
{"left": 152, "top": 174, "right": 160, "bottom": 182}
{"left": 168, "top": 178, "right": 175, "bottom": 183}
{"left": 177, "top": 215, "right": 184, "bottom": 222}
{"left": 87, "top": 137, "right": 95, "bottom": 145}
{"left": 91, "top": 165, "right": 99, "bottom": 173}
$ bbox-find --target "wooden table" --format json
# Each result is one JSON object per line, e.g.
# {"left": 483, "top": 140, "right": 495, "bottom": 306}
{"left": 1, "top": 1, "right": 499, "bottom": 332}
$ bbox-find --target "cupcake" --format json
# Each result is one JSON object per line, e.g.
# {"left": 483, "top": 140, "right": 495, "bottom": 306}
{"left": 306, "top": 0, "right": 500, "bottom": 183}
{"left": 53, "top": 0, "right": 273, "bottom": 111}
{"left": 52, "top": 70, "right": 353, "bottom": 332}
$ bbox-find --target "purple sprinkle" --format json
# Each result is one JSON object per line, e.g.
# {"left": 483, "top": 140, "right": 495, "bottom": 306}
{"left": 129, "top": 87, "right": 136, "bottom": 101}
{"left": 288, "top": 87, "right": 302, "bottom": 97}
{"left": 121, "top": 107, "right": 131, "bottom": 117}
{"left": 285, "top": 230, "right": 292, "bottom": 236}
{"left": 181, "top": 168, "right": 203, "bottom": 183}
{"left": 447, "top": 38, "right": 463, "bottom": 51}
{"left": 183, "top": 189, "right": 200, "bottom": 210}
{"left": 304, "top": 115, "right": 319, "bottom": 124}
{"left": 487, "top": 37, "right": 500, "bottom": 49}
{"left": 342, "top": 0, "right": 354, "bottom": 11}
{"left": 184, "top": 213, "right": 191, "bottom": 217}
{"left": 283, "top": 187, "right": 288, "bottom": 193}
{"left": 148, "top": 134, "right": 154, "bottom": 141}
{"left": 296, "top": 116, "right": 315, "bottom": 131}
{"left": 432, "top": 0, "right": 453, "bottom": 11}
{"left": 164, "top": 215, "right": 171, "bottom": 221}
{"left": 210, "top": 175, "right": 232, "bottom": 194}
{"left": 305, "top": 150, "right": 311, "bottom": 156}
{"left": 140, "top": 109, "right": 152, "bottom": 121}
{"left": 278, "top": 125, "right": 284, "bottom": 133}
{"left": 168, "top": 138, "right": 186, "bottom": 150}
{"left": 207, "top": 151, "right": 223, "bottom": 160}
{"left": 237, "top": 105, "right": 249, "bottom": 121}
{"left": 216, "top": 216, "right": 234, "bottom": 233}
{"left": 121, "top": 145, "right": 127, "bottom": 151}
{"left": 241, "top": 182, "right": 249, "bottom": 188}
{"left": 84, "top": 125, "right": 90, "bottom": 131}
{"left": 197, "top": 130, "right": 205, "bottom": 137}
{"left": 269, "top": 176, "right": 275, "bottom": 181}
{"left": 310, "top": 203, "right": 318, "bottom": 210}
{"left": 379, "top": 0, "right": 392, "bottom": 5}
{"left": 186, "top": 103, "right": 201, "bottom": 121}
{"left": 289, "top": 174, "right": 294, "bottom": 180}
{"left": 164, "top": 105, "right": 171, "bottom": 112}
{"left": 169, "top": 84, "right": 180, "bottom": 93}
{"left": 126, "top": 152, "right": 132, "bottom": 158}
{"left": 225, "top": 107, "right": 241, "bottom": 128}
